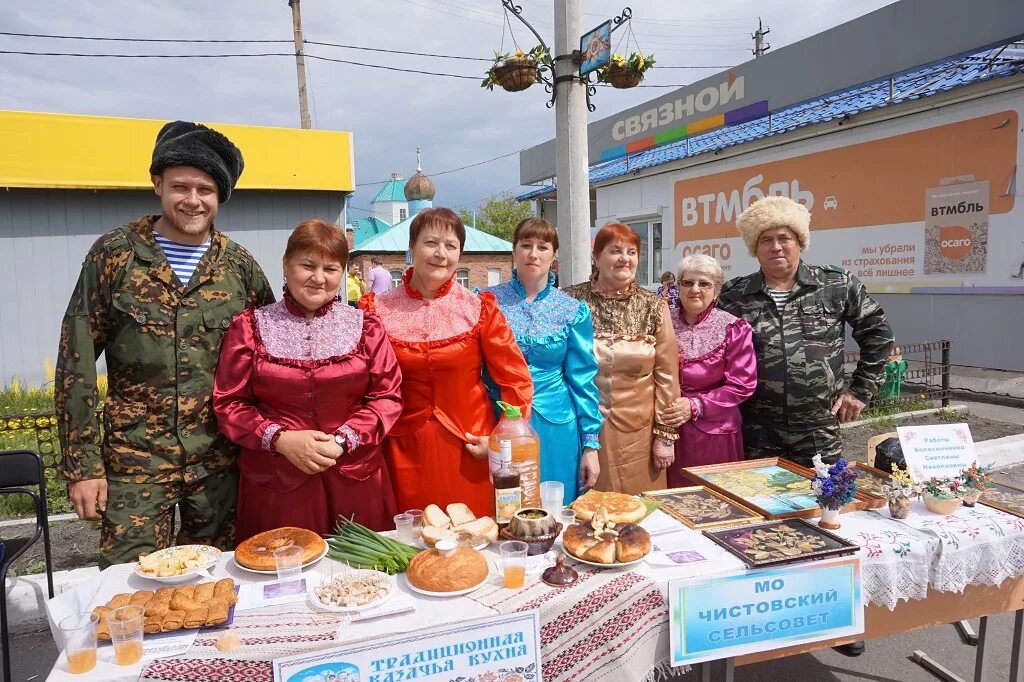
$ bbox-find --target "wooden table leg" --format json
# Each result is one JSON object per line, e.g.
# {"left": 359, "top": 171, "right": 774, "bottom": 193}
{"left": 1009, "top": 610, "right": 1024, "bottom": 682}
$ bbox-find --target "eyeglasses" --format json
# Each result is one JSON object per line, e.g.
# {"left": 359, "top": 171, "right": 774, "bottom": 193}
{"left": 680, "top": 279, "right": 715, "bottom": 291}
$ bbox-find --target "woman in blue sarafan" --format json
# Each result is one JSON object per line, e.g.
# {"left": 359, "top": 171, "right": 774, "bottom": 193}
{"left": 484, "top": 218, "right": 603, "bottom": 503}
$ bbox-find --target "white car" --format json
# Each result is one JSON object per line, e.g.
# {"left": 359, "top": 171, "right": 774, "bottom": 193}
{"left": 823, "top": 195, "right": 838, "bottom": 210}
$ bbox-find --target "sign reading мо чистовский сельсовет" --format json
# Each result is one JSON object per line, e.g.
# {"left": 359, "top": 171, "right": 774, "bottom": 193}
{"left": 668, "top": 557, "right": 863, "bottom": 666}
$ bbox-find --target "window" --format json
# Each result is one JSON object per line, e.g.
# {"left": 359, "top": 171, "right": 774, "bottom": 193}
{"left": 487, "top": 267, "right": 502, "bottom": 286}
{"left": 390, "top": 269, "right": 403, "bottom": 288}
{"left": 456, "top": 268, "right": 471, "bottom": 288}
{"left": 626, "top": 219, "right": 663, "bottom": 287}
{"left": 399, "top": 208, "right": 408, "bottom": 221}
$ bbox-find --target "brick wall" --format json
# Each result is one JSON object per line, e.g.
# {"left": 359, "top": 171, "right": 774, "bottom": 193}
{"left": 350, "top": 252, "right": 513, "bottom": 291}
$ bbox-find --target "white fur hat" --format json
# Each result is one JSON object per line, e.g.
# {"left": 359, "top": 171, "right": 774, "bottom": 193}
{"left": 735, "top": 195, "right": 810, "bottom": 256}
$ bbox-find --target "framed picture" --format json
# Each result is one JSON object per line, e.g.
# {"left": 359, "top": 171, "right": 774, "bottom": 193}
{"left": 579, "top": 20, "right": 611, "bottom": 76}
{"left": 703, "top": 518, "right": 859, "bottom": 569}
{"left": 847, "top": 462, "right": 890, "bottom": 508}
{"left": 680, "top": 458, "right": 873, "bottom": 520}
{"left": 980, "top": 480, "right": 1024, "bottom": 519}
{"left": 642, "top": 486, "right": 763, "bottom": 529}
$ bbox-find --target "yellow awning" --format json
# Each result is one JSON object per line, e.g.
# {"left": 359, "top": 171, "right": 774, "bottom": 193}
{"left": 0, "top": 110, "right": 354, "bottom": 192}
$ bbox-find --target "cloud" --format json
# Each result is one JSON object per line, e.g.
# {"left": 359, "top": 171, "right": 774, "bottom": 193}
{"left": 0, "top": 0, "right": 895, "bottom": 215}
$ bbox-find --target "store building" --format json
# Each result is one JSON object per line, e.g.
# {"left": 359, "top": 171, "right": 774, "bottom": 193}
{"left": 519, "top": 0, "right": 1024, "bottom": 370}
{"left": 0, "top": 110, "right": 355, "bottom": 384}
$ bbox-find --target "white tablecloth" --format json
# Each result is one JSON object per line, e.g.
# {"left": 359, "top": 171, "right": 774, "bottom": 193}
{"left": 44, "top": 502, "right": 1024, "bottom": 681}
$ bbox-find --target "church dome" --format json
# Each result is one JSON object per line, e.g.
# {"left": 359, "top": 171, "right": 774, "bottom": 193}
{"left": 404, "top": 170, "right": 435, "bottom": 201}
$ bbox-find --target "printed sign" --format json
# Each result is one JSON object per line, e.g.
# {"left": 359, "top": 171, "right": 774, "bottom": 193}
{"left": 668, "top": 557, "right": 863, "bottom": 666}
{"left": 673, "top": 111, "right": 1016, "bottom": 242}
{"left": 898, "top": 423, "right": 978, "bottom": 482}
{"left": 273, "top": 611, "right": 541, "bottom": 682}
{"left": 924, "top": 181, "right": 990, "bottom": 274}
{"left": 579, "top": 21, "right": 610, "bottom": 77}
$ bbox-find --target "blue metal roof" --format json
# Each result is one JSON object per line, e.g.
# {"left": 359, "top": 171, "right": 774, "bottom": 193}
{"left": 352, "top": 214, "right": 513, "bottom": 254}
{"left": 371, "top": 177, "right": 407, "bottom": 203}
{"left": 517, "top": 42, "right": 1024, "bottom": 201}
{"left": 350, "top": 216, "right": 391, "bottom": 247}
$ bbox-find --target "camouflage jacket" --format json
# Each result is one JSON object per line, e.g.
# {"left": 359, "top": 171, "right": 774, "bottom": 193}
{"left": 55, "top": 216, "right": 274, "bottom": 484}
{"left": 717, "top": 262, "right": 893, "bottom": 430}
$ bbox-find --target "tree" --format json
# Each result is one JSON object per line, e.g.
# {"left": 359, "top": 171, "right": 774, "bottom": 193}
{"left": 457, "top": 192, "right": 534, "bottom": 243}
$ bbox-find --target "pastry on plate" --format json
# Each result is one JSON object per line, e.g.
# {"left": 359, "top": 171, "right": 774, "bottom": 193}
{"left": 571, "top": 490, "right": 647, "bottom": 524}
{"left": 234, "top": 527, "right": 326, "bottom": 571}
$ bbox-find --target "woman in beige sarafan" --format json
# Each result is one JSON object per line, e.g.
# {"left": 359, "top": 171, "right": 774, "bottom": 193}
{"left": 564, "top": 223, "right": 681, "bottom": 494}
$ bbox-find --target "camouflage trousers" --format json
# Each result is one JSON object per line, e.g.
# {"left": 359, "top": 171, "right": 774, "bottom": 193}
{"left": 742, "top": 423, "right": 842, "bottom": 469}
{"left": 98, "top": 467, "right": 238, "bottom": 569}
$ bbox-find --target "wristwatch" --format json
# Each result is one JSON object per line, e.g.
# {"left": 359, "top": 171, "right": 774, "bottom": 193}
{"left": 334, "top": 433, "right": 348, "bottom": 455}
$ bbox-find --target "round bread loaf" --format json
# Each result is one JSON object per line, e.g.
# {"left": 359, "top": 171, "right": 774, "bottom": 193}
{"left": 406, "top": 546, "right": 488, "bottom": 592}
{"left": 562, "top": 521, "right": 651, "bottom": 564}
{"left": 571, "top": 490, "right": 647, "bottom": 524}
{"left": 235, "top": 527, "right": 326, "bottom": 571}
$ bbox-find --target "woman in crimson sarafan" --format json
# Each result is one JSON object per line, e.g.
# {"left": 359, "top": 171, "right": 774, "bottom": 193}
{"left": 214, "top": 219, "right": 403, "bottom": 540}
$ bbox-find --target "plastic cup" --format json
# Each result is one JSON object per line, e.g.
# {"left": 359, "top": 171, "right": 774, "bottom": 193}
{"left": 108, "top": 605, "right": 145, "bottom": 666}
{"left": 273, "top": 544, "right": 305, "bottom": 582}
{"left": 500, "top": 540, "right": 529, "bottom": 589}
{"left": 405, "top": 509, "right": 424, "bottom": 535}
{"left": 60, "top": 612, "right": 98, "bottom": 674}
{"left": 561, "top": 507, "right": 577, "bottom": 527}
{"left": 540, "top": 481, "right": 565, "bottom": 516}
{"left": 394, "top": 513, "right": 416, "bottom": 544}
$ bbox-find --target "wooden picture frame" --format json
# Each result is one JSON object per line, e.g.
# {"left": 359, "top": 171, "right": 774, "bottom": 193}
{"left": 702, "top": 518, "right": 860, "bottom": 569}
{"left": 680, "top": 458, "right": 873, "bottom": 520}
{"left": 847, "top": 461, "right": 890, "bottom": 509}
{"left": 642, "top": 486, "right": 764, "bottom": 529}
{"left": 979, "top": 479, "right": 1024, "bottom": 519}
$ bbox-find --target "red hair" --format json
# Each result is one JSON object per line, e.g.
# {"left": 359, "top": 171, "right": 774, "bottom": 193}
{"left": 409, "top": 207, "right": 466, "bottom": 250}
{"left": 592, "top": 222, "right": 640, "bottom": 257}
{"left": 513, "top": 217, "right": 559, "bottom": 250}
{"left": 284, "top": 219, "right": 348, "bottom": 266}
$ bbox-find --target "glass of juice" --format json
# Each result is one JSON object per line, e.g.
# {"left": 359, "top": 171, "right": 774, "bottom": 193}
{"left": 60, "top": 612, "right": 99, "bottom": 674}
{"left": 108, "top": 605, "right": 145, "bottom": 665}
{"left": 500, "top": 540, "right": 529, "bottom": 589}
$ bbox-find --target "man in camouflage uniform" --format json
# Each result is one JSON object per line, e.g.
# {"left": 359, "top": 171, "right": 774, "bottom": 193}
{"left": 55, "top": 121, "right": 274, "bottom": 568}
{"left": 718, "top": 195, "right": 894, "bottom": 470}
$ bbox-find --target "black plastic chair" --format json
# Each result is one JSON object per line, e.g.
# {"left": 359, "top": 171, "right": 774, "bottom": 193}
{"left": 0, "top": 450, "right": 55, "bottom": 682}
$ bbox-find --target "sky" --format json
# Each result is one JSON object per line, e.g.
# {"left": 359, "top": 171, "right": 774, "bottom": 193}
{"left": 0, "top": 0, "right": 896, "bottom": 219}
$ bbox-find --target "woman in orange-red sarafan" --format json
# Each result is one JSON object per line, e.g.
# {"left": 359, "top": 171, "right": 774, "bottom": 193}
{"left": 360, "top": 208, "right": 532, "bottom": 518}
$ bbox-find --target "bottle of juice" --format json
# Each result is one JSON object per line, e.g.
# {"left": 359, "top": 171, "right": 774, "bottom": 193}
{"left": 488, "top": 401, "right": 541, "bottom": 508}
{"left": 493, "top": 440, "right": 522, "bottom": 526}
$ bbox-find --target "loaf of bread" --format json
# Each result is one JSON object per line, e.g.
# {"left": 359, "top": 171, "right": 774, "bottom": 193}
{"left": 406, "top": 546, "right": 489, "bottom": 592}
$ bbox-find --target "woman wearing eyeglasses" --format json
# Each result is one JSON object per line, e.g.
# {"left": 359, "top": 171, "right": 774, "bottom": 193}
{"left": 661, "top": 254, "right": 757, "bottom": 486}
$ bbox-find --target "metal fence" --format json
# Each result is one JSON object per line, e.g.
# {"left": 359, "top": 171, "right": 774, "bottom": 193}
{"left": 0, "top": 413, "right": 61, "bottom": 470}
{"left": 844, "top": 340, "right": 952, "bottom": 410}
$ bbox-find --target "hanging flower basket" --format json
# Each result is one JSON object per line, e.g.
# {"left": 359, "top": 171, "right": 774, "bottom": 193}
{"left": 597, "top": 52, "right": 656, "bottom": 90}
{"left": 482, "top": 46, "right": 551, "bottom": 93}
{"left": 605, "top": 64, "right": 644, "bottom": 89}
{"left": 491, "top": 58, "right": 539, "bottom": 92}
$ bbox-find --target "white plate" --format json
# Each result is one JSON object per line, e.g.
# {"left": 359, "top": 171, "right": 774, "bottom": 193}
{"left": 232, "top": 544, "right": 329, "bottom": 575}
{"left": 402, "top": 574, "right": 488, "bottom": 598}
{"left": 307, "top": 570, "right": 395, "bottom": 612}
{"left": 565, "top": 552, "right": 648, "bottom": 569}
{"left": 133, "top": 545, "right": 222, "bottom": 583}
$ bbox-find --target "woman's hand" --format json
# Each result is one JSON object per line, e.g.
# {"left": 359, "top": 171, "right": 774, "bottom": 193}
{"left": 275, "top": 430, "right": 341, "bottom": 475}
{"left": 464, "top": 433, "right": 490, "bottom": 461}
{"left": 651, "top": 438, "right": 675, "bottom": 471}
{"left": 579, "top": 448, "right": 600, "bottom": 491}
{"left": 661, "top": 396, "right": 692, "bottom": 427}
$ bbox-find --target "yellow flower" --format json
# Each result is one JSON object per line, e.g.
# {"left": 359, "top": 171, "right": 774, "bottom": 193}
{"left": 514, "top": 50, "right": 526, "bottom": 59}
{"left": 611, "top": 53, "right": 626, "bottom": 67}
{"left": 635, "top": 54, "right": 645, "bottom": 70}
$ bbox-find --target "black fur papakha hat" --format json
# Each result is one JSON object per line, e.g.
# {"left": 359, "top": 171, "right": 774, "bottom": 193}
{"left": 149, "top": 121, "right": 244, "bottom": 202}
